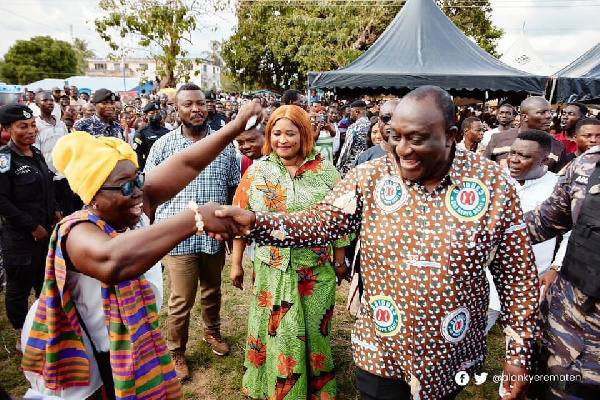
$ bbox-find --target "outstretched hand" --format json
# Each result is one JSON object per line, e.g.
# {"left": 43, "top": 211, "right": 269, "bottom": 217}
{"left": 214, "top": 205, "right": 256, "bottom": 233}
{"left": 234, "top": 98, "right": 266, "bottom": 133}
{"left": 199, "top": 202, "right": 251, "bottom": 241}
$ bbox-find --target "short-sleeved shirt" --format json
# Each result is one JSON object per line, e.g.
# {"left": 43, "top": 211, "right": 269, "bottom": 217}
{"left": 144, "top": 126, "right": 240, "bottom": 255}
{"left": 34, "top": 116, "right": 68, "bottom": 179}
{"left": 73, "top": 115, "right": 124, "bottom": 141}
{"left": 250, "top": 149, "right": 539, "bottom": 399}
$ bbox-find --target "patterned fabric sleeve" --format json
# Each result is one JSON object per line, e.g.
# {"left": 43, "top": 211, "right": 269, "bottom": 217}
{"left": 324, "top": 163, "right": 354, "bottom": 249}
{"left": 489, "top": 179, "right": 540, "bottom": 370}
{"left": 233, "top": 163, "right": 256, "bottom": 209}
{"left": 252, "top": 166, "right": 362, "bottom": 247}
{"left": 525, "top": 167, "right": 574, "bottom": 244}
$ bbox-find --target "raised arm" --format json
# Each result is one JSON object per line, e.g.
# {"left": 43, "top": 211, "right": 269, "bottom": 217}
{"left": 488, "top": 180, "right": 539, "bottom": 398}
{"left": 65, "top": 202, "right": 240, "bottom": 284}
{"left": 142, "top": 99, "right": 264, "bottom": 219}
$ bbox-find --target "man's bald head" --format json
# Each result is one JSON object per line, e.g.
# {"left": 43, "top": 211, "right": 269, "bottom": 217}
{"left": 520, "top": 96, "right": 549, "bottom": 115}
{"left": 401, "top": 86, "right": 455, "bottom": 132}
{"left": 380, "top": 99, "right": 400, "bottom": 115}
{"left": 520, "top": 96, "right": 552, "bottom": 132}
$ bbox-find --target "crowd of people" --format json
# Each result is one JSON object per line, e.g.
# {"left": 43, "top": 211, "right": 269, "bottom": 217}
{"left": 0, "top": 83, "right": 599, "bottom": 400}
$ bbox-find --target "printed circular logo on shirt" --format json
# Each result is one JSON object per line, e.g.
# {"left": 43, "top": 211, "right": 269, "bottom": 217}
{"left": 374, "top": 175, "right": 408, "bottom": 213}
{"left": 441, "top": 307, "right": 470, "bottom": 343}
{"left": 445, "top": 178, "right": 490, "bottom": 221}
{"left": 369, "top": 295, "right": 401, "bottom": 336}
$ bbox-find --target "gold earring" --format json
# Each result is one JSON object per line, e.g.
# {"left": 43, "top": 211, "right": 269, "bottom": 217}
{"left": 92, "top": 203, "right": 97, "bottom": 210}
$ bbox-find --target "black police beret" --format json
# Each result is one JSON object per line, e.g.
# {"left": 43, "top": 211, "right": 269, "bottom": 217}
{"left": 205, "top": 90, "right": 217, "bottom": 101}
{"left": 92, "top": 89, "right": 116, "bottom": 104}
{"left": 0, "top": 104, "right": 34, "bottom": 126}
{"left": 143, "top": 102, "right": 161, "bottom": 114}
{"left": 350, "top": 100, "right": 367, "bottom": 108}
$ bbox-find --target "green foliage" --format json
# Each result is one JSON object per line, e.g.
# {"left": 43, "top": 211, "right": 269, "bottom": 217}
{"left": 72, "top": 38, "right": 96, "bottom": 75}
{"left": 220, "top": 69, "right": 244, "bottom": 93}
{"left": 0, "top": 36, "right": 78, "bottom": 84}
{"left": 438, "top": 0, "right": 503, "bottom": 57}
{"left": 222, "top": 0, "right": 504, "bottom": 91}
{"left": 95, "top": 0, "right": 226, "bottom": 88}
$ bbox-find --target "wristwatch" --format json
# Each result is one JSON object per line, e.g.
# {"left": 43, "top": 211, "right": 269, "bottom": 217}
{"left": 333, "top": 261, "right": 346, "bottom": 269}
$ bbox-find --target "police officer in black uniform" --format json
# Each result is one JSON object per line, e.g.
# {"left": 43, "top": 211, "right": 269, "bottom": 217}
{"left": 205, "top": 91, "right": 226, "bottom": 132}
{"left": 0, "top": 104, "right": 59, "bottom": 344}
{"left": 132, "top": 102, "right": 169, "bottom": 170}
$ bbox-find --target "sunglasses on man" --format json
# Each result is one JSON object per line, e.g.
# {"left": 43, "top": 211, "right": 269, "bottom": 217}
{"left": 380, "top": 114, "right": 392, "bottom": 124}
{"left": 99, "top": 172, "right": 145, "bottom": 196}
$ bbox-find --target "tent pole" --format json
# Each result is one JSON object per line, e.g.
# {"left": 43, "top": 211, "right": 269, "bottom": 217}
{"left": 547, "top": 78, "right": 557, "bottom": 104}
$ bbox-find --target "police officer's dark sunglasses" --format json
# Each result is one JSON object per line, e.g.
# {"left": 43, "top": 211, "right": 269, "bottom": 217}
{"left": 99, "top": 172, "right": 145, "bottom": 196}
{"left": 380, "top": 114, "right": 392, "bottom": 124}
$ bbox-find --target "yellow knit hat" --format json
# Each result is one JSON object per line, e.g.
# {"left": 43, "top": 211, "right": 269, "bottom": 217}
{"left": 52, "top": 131, "right": 139, "bottom": 205}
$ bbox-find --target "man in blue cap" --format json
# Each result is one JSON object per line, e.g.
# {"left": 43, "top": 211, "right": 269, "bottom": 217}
{"left": 73, "top": 88, "right": 123, "bottom": 140}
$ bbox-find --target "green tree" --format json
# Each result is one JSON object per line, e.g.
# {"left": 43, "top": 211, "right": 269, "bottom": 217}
{"left": 0, "top": 36, "right": 78, "bottom": 84}
{"left": 72, "top": 38, "right": 96, "bottom": 75}
{"left": 439, "top": 0, "right": 503, "bottom": 56}
{"left": 222, "top": 0, "right": 503, "bottom": 91}
{"left": 95, "top": 0, "right": 228, "bottom": 88}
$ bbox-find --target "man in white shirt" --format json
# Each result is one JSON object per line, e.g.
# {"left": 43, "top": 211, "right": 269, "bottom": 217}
{"left": 34, "top": 91, "right": 75, "bottom": 215}
{"left": 481, "top": 103, "right": 515, "bottom": 148}
{"left": 485, "top": 129, "right": 565, "bottom": 333}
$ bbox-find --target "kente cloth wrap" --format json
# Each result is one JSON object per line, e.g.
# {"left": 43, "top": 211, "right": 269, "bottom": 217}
{"left": 21, "top": 210, "right": 182, "bottom": 400}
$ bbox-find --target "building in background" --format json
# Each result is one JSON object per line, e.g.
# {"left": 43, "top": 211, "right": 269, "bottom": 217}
{"left": 85, "top": 57, "right": 222, "bottom": 90}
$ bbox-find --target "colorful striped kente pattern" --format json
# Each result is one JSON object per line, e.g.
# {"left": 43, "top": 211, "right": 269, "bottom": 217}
{"left": 22, "top": 211, "right": 182, "bottom": 399}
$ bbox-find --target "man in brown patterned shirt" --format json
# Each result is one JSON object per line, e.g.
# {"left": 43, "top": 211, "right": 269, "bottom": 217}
{"left": 217, "top": 86, "right": 539, "bottom": 400}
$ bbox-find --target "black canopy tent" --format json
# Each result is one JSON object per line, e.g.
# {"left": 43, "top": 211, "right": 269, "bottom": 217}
{"left": 554, "top": 42, "right": 600, "bottom": 104}
{"left": 307, "top": 0, "right": 548, "bottom": 99}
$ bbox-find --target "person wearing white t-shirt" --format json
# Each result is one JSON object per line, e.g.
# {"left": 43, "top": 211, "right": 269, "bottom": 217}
{"left": 33, "top": 91, "right": 76, "bottom": 215}
{"left": 485, "top": 130, "right": 566, "bottom": 334}
{"left": 481, "top": 103, "right": 515, "bottom": 148}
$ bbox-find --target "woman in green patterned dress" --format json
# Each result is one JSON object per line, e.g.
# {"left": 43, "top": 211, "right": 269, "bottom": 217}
{"left": 231, "top": 105, "right": 351, "bottom": 400}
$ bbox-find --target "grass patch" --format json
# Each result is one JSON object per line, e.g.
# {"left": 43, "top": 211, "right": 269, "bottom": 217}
{"left": 1, "top": 258, "right": 506, "bottom": 399}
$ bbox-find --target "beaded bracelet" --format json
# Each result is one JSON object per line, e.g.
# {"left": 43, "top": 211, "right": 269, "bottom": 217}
{"left": 187, "top": 201, "right": 204, "bottom": 235}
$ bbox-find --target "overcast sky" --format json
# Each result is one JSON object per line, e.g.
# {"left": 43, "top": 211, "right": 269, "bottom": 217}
{"left": 0, "top": 0, "right": 598, "bottom": 74}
